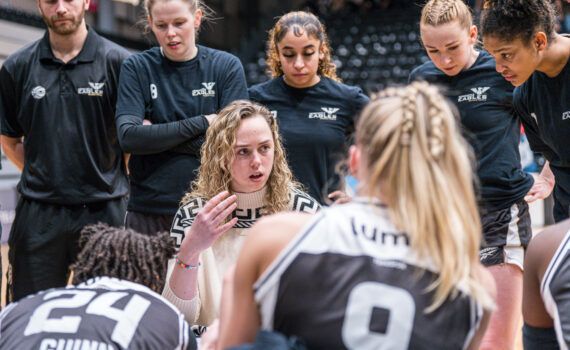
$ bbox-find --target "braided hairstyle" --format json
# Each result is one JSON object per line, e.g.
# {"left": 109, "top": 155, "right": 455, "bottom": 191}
{"left": 420, "top": 0, "right": 473, "bottom": 31}
{"left": 266, "top": 11, "right": 340, "bottom": 81}
{"left": 355, "top": 82, "right": 494, "bottom": 312}
{"left": 71, "top": 223, "right": 175, "bottom": 292}
{"left": 480, "top": 0, "right": 557, "bottom": 44}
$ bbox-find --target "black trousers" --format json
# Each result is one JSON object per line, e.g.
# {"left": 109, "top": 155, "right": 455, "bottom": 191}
{"left": 553, "top": 184, "right": 570, "bottom": 223}
{"left": 7, "top": 196, "right": 126, "bottom": 302}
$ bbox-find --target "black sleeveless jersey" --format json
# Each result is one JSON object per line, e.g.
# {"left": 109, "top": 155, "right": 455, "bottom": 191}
{"left": 0, "top": 277, "right": 196, "bottom": 350}
{"left": 255, "top": 199, "right": 483, "bottom": 350}
{"left": 541, "top": 229, "right": 570, "bottom": 348}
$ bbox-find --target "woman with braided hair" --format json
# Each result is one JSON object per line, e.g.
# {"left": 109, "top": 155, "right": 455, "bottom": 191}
{"left": 161, "top": 100, "right": 319, "bottom": 330}
{"left": 219, "top": 82, "right": 496, "bottom": 349}
{"left": 409, "top": 0, "right": 534, "bottom": 348}
{"left": 481, "top": 0, "right": 570, "bottom": 224}
{"left": 248, "top": 11, "right": 369, "bottom": 205}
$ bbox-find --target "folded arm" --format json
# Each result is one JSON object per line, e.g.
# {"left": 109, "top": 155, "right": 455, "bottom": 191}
{"left": 116, "top": 114, "right": 209, "bottom": 155}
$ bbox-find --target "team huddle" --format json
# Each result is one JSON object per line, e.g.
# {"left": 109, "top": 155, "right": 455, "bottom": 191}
{"left": 0, "top": 0, "right": 568, "bottom": 349}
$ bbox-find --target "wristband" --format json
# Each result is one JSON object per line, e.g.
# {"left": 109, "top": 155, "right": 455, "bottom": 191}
{"left": 175, "top": 255, "right": 201, "bottom": 270}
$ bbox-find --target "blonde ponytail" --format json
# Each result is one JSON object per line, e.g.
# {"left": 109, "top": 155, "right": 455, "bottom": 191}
{"left": 356, "top": 82, "right": 494, "bottom": 312}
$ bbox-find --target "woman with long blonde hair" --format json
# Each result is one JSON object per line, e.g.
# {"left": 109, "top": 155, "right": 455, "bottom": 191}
{"left": 161, "top": 100, "right": 319, "bottom": 329}
{"left": 219, "top": 82, "right": 496, "bottom": 349}
{"left": 409, "top": 0, "right": 535, "bottom": 348}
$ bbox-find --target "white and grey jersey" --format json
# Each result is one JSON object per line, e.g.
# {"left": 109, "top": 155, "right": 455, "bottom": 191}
{"left": 0, "top": 277, "right": 195, "bottom": 350}
{"left": 541, "top": 229, "right": 570, "bottom": 349}
{"left": 254, "top": 199, "right": 483, "bottom": 350}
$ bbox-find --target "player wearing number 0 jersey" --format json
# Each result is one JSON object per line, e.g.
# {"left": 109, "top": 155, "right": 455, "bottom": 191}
{"left": 255, "top": 200, "right": 485, "bottom": 349}
{"left": 220, "top": 83, "right": 496, "bottom": 350}
{"left": 0, "top": 277, "right": 194, "bottom": 350}
{"left": 0, "top": 224, "right": 196, "bottom": 350}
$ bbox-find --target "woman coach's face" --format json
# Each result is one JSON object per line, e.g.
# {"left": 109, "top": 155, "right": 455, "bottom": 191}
{"left": 149, "top": 0, "right": 201, "bottom": 62}
{"left": 277, "top": 31, "right": 324, "bottom": 88}
{"left": 230, "top": 115, "right": 275, "bottom": 193}
{"left": 421, "top": 20, "right": 478, "bottom": 76}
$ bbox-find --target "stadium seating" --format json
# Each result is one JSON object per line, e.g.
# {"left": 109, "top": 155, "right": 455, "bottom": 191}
{"left": 243, "top": 4, "right": 428, "bottom": 93}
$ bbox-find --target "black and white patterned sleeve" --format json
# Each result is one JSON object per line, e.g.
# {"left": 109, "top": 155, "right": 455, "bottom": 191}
{"left": 289, "top": 187, "right": 321, "bottom": 214}
{"left": 169, "top": 197, "right": 205, "bottom": 250}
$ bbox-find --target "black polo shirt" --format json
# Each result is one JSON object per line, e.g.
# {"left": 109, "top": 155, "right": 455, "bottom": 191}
{"left": 0, "top": 28, "right": 130, "bottom": 204}
{"left": 409, "top": 50, "right": 533, "bottom": 212}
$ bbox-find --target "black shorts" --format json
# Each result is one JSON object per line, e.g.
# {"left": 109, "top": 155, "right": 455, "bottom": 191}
{"left": 7, "top": 196, "right": 126, "bottom": 302}
{"left": 522, "top": 324, "right": 559, "bottom": 350}
{"left": 553, "top": 184, "right": 570, "bottom": 223}
{"left": 479, "top": 199, "right": 532, "bottom": 269}
{"left": 124, "top": 210, "right": 174, "bottom": 236}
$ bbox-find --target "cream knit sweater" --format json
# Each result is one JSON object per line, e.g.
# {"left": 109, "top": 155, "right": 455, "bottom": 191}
{"left": 162, "top": 186, "right": 319, "bottom": 326}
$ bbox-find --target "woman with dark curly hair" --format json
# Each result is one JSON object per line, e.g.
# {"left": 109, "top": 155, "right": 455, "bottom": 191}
{"left": 249, "top": 11, "right": 369, "bottom": 205}
{"left": 161, "top": 100, "right": 320, "bottom": 328}
{"left": 481, "top": 0, "right": 570, "bottom": 223}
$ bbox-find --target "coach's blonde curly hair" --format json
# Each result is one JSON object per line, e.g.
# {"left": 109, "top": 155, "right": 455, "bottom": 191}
{"left": 420, "top": 0, "right": 473, "bottom": 31}
{"left": 356, "top": 81, "right": 494, "bottom": 312}
{"left": 181, "top": 100, "right": 300, "bottom": 215}
{"left": 266, "top": 11, "right": 340, "bottom": 82}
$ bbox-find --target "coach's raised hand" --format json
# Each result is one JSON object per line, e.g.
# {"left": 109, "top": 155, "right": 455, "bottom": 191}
{"left": 180, "top": 191, "right": 238, "bottom": 258}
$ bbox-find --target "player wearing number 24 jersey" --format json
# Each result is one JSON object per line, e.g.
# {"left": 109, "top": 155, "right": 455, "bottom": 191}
{"left": 219, "top": 83, "right": 496, "bottom": 350}
{"left": 0, "top": 224, "right": 196, "bottom": 350}
{"left": 0, "top": 277, "right": 195, "bottom": 350}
